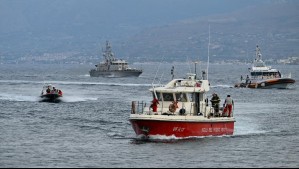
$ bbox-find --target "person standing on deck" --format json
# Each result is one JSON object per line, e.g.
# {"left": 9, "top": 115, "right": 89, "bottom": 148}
{"left": 46, "top": 87, "right": 51, "bottom": 94}
{"left": 224, "top": 95, "right": 234, "bottom": 117}
{"left": 210, "top": 93, "right": 221, "bottom": 115}
{"left": 245, "top": 75, "right": 250, "bottom": 84}
{"left": 150, "top": 98, "right": 159, "bottom": 112}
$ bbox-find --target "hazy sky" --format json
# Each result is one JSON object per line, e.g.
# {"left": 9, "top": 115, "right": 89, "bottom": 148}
{"left": 0, "top": 0, "right": 263, "bottom": 33}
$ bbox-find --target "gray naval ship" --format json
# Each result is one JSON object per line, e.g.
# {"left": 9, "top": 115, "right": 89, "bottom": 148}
{"left": 89, "top": 41, "right": 143, "bottom": 77}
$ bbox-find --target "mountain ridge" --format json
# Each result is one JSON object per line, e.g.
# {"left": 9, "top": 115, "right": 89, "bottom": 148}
{"left": 0, "top": 0, "right": 298, "bottom": 63}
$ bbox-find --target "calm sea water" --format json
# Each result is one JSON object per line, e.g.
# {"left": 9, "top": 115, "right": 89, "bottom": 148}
{"left": 0, "top": 63, "right": 298, "bottom": 168}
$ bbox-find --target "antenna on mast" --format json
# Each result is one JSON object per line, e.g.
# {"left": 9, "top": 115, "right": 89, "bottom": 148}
{"left": 207, "top": 25, "right": 210, "bottom": 80}
{"left": 194, "top": 61, "right": 198, "bottom": 79}
{"left": 171, "top": 66, "right": 174, "bottom": 80}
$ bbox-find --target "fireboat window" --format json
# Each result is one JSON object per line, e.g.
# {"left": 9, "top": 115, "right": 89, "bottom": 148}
{"left": 175, "top": 93, "right": 188, "bottom": 102}
{"left": 162, "top": 93, "right": 174, "bottom": 102}
{"left": 186, "top": 93, "right": 195, "bottom": 102}
{"left": 152, "top": 92, "right": 162, "bottom": 101}
{"left": 251, "top": 72, "right": 277, "bottom": 76}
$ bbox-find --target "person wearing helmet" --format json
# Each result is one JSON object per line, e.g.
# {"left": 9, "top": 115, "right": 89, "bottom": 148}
{"left": 210, "top": 93, "right": 221, "bottom": 116}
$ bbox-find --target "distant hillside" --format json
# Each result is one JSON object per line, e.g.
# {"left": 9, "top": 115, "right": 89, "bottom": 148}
{"left": 0, "top": 0, "right": 298, "bottom": 63}
{"left": 121, "top": 1, "right": 299, "bottom": 63}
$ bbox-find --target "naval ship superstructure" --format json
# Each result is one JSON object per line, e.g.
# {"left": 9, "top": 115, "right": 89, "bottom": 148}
{"left": 89, "top": 41, "right": 142, "bottom": 77}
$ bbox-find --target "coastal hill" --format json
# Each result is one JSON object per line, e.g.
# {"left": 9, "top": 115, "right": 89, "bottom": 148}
{"left": 0, "top": 0, "right": 298, "bottom": 64}
{"left": 122, "top": 1, "right": 299, "bottom": 63}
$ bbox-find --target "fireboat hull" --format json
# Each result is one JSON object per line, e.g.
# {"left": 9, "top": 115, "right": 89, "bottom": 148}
{"left": 130, "top": 119, "right": 234, "bottom": 138}
{"left": 89, "top": 70, "right": 142, "bottom": 78}
{"left": 235, "top": 78, "right": 295, "bottom": 89}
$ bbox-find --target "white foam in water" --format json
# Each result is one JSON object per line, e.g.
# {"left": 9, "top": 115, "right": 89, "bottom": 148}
{"left": 234, "top": 120, "right": 267, "bottom": 136}
{"left": 147, "top": 134, "right": 209, "bottom": 140}
{"left": 0, "top": 79, "right": 152, "bottom": 87}
{"left": 0, "top": 80, "right": 44, "bottom": 85}
{"left": 0, "top": 91, "right": 98, "bottom": 103}
{"left": 145, "top": 133, "right": 234, "bottom": 140}
{"left": 147, "top": 134, "right": 180, "bottom": 140}
{"left": 0, "top": 93, "right": 38, "bottom": 102}
{"left": 80, "top": 74, "right": 90, "bottom": 77}
{"left": 68, "top": 81, "right": 152, "bottom": 87}
{"left": 233, "top": 103, "right": 268, "bottom": 136}
{"left": 210, "top": 84, "right": 232, "bottom": 88}
{"left": 61, "top": 96, "right": 98, "bottom": 103}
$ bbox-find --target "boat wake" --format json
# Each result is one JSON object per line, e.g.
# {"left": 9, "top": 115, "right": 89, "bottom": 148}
{"left": 0, "top": 80, "right": 152, "bottom": 87}
{"left": 61, "top": 96, "right": 98, "bottom": 103}
{"left": 134, "top": 134, "right": 231, "bottom": 141}
{"left": 0, "top": 93, "right": 98, "bottom": 103}
{"left": 234, "top": 126, "right": 267, "bottom": 137}
{"left": 0, "top": 94, "right": 38, "bottom": 102}
{"left": 130, "top": 134, "right": 235, "bottom": 144}
{"left": 131, "top": 129, "right": 268, "bottom": 142}
{"left": 210, "top": 84, "right": 233, "bottom": 88}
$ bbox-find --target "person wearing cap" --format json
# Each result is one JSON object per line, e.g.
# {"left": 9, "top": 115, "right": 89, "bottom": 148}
{"left": 210, "top": 93, "right": 221, "bottom": 115}
{"left": 224, "top": 95, "right": 234, "bottom": 117}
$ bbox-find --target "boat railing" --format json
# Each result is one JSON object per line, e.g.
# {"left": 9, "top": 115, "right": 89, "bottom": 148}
{"left": 131, "top": 101, "right": 233, "bottom": 118}
{"left": 200, "top": 101, "right": 210, "bottom": 117}
{"left": 131, "top": 101, "right": 145, "bottom": 115}
{"left": 131, "top": 101, "right": 162, "bottom": 115}
{"left": 132, "top": 101, "right": 214, "bottom": 117}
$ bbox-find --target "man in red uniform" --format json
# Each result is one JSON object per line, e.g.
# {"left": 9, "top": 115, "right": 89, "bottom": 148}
{"left": 150, "top": 98, "right": 159, "bottom": 112}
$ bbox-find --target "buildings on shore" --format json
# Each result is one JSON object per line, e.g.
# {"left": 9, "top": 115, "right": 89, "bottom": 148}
{"left": 277, "top": 57, "right": 299, "bottom": 65}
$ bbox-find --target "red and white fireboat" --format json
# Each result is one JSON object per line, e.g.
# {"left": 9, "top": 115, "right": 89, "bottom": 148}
{"left": 130, "top": 72, "right": 236, "bottom": 139}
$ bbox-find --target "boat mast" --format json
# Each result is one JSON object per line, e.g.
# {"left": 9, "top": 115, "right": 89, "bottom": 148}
{"left": 194, "top": 61, "right": 198, "bottom": 79}
{"left": 256, "top": 45, "right": 262, "bottom": 61}
{"left": 207, "top": 25, "right": 210, "bottom": 80}
{"left": 171, "top": 66, "right": 174, "bottom": 80}
{"left": 103, "top": 41, "right": 115, "bottom": 63}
